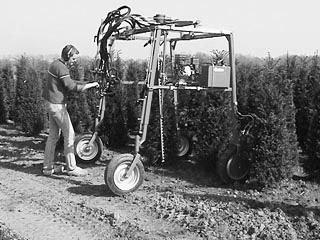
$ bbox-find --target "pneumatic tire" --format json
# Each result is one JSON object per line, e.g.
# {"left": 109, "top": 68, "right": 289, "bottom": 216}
{"left": 74, "top": 133, "right": 103, "bottom": 164}
{"left": 216, "top": 145, "right": 249, "bottom": 183}
{"left": 105, "top": 154, "right": 145, "bottom": 196}
{"left": 176, "top": 135, "right": 191, "bottom": 157}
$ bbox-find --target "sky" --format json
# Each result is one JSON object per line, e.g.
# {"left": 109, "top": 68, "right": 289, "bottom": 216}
{"left": 1, "top": 0, "right": 319, "bottom": 59}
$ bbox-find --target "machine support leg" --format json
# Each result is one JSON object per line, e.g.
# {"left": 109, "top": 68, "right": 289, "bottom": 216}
{"left": 125, "top": 153, "right": 141, "bottom": 177}
{"left": 173, "top": 89, "right": 180, "bottom": 136}
{"left": 88, "top": 131, "right": 98, "bottom": 146}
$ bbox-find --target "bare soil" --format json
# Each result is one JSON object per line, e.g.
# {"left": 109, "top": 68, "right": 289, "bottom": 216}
{"left": 0, "top": 124, "right": 320, "bottom": 240}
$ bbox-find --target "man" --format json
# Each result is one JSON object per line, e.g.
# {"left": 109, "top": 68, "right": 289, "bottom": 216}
{"left": 42, "top": 44, "right": 99, "bottom": 176}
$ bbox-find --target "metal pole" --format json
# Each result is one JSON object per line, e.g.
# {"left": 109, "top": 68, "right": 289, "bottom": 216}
{"left": 127, "top": 28, "right": 162, "bottom": 176}
{"left": 227, "top": 33, "right": 238, "bottom": 111}
{"left": 139, "top": 27, "right": 162, "bottom": 145}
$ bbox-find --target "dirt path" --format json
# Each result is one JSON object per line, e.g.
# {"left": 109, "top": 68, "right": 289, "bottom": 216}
{"left": 0, "top": 124, "right": 320, "bottom": 240}
{"left": 0, "top": 125, "right": 200, "bottom": 240}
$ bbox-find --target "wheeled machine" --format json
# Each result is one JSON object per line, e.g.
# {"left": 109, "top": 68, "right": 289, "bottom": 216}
{"left": 75, "top": 6, "right": 253, "bottom": 195}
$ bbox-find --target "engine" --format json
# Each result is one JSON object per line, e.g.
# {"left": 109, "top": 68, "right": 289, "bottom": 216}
{"left": 172, "top": 54, "right": 231, "bottom": 88}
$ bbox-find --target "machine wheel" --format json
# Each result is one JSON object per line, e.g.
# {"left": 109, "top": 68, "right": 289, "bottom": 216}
{"left": 227, "top": 153, "right": 250, "bottom": 181}
{"left": 74, "top": 133, "right": 103, "bottom": 164}
{"left": 105, "top": 154, "right": 145, "bottom": 196}
{"left": 217, "top": 146, "right": 249, "bottom": 183}
{"left": 176, "top": 135, "right": 191, "bottom": 157}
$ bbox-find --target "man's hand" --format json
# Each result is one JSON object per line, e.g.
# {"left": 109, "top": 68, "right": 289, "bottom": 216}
{"left": 89, "top": 82, "right": 99, "bottom": 88}
{"left": 82, "top": 82, "right": 99, "bottom": 91}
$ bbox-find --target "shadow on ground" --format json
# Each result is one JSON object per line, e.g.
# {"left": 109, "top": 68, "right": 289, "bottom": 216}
{"left": 67, "top": 184, "right": 115, "bottom": 197}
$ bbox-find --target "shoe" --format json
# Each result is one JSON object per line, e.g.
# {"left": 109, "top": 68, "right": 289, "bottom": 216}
{"left": 67, "top": 166, "right": 88, "bottom": 176}
{"left": 43, "top": 165, "right": 65, "bottom": 176}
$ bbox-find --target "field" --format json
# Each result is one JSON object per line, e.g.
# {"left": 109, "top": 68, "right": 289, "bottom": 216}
{"left": 0, "top": 124, "right": 320, "bottom": 240}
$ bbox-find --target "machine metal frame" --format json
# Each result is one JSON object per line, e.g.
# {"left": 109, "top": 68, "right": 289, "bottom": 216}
{"left": 75, "top": 6, "right": 253, "bottom": 195}
{"left": 113, "top": 24, "right": 239, "bottom": 188}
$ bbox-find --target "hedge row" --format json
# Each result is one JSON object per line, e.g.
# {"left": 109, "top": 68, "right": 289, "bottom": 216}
{"left": 1, "top": 53, "right": 320, "bottom": 187}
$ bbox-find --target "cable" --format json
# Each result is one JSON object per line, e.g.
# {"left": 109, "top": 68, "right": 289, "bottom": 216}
{"left": 236, "top": 109, "right": 255, "bottom": 135}
{"left": 94, "top": 6, "right": 199, "bottom": 75}
{"left": 95, "top": 6, "right": 155, "bottom": 73}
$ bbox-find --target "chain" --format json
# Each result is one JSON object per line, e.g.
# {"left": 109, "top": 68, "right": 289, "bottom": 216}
{"left": 159, "top": 88, "right": 165, "bottom": 163}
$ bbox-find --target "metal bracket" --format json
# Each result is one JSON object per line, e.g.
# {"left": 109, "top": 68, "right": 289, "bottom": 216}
{"left": 125, "top": 153, "right": 141, "bottom": 177}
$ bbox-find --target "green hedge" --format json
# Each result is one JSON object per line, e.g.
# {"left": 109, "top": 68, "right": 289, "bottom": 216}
{"left": 13, "top": 56, "right": 44, "bottom": 135}
{"left": 0, "top": 60, "right": 15, "bottom": 123}
{"left": 237, "top": 56, "right": 299, "bottom": 185}
{"left": 1, "top": 53, "right": 319, "bottom": 186}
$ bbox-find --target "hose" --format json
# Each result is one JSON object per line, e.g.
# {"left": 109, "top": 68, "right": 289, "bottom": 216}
{"left": 94, "top": 5, "right": 198, "bottom": 74}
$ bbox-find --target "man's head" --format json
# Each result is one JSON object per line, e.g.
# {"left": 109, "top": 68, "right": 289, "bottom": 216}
{"left": 61, "top": 45, "right": 79, "bottom": 66}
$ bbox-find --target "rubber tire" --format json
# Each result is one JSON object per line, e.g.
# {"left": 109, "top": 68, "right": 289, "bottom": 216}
{"left": 105, "top": 154, "right": 145, "bottom": 196}
{"left": 74, "top": 133, "right": 103, "bottom": 164}
{"left": 176, "top": 135, "right": 191, "bottom": 157}
{"left": 216, "top": 147, "right": 236, "bottom": 183}
{"left": 216, "top": 146, "right": 249, "bottom": 183}
{"left": 227, "top": 153, "right": 250, "bottom": 181}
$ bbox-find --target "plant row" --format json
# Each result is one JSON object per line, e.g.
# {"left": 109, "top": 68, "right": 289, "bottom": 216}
{"left": 1, "top": 53, "right": 320, "bottom": 187}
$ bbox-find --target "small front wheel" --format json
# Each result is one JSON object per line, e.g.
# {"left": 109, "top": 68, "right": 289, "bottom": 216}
{"left": 105, "top": 154, "right": 145, "bottom": 196}
{"left": 74, "top": 133, "right": 103, "bottom": 164}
